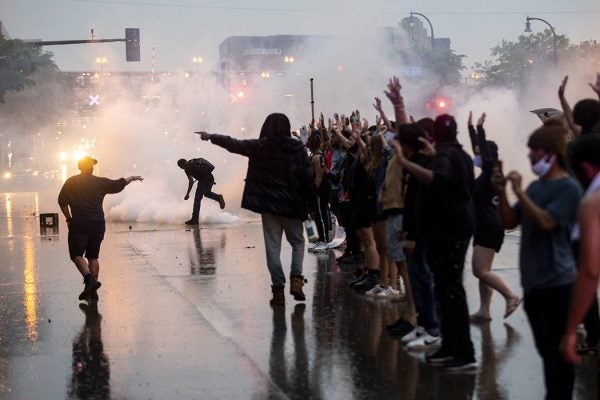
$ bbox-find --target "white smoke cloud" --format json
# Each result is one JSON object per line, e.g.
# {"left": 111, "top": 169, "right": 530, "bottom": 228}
{"left": 6, "top": 25, "right": 599, "bottom": 223}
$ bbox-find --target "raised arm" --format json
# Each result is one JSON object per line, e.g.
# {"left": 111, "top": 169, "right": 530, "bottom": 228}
{"left": 373, "top": 97, "right": 392, "bottom": 131}
{"left": 558, "top": 76, "right": 582, "bottom": 137}
{"left": 384, "top": 76, "right": 408, "bottom": 125}
{"left": 467, "top": 111, "right": 478, "bottom": 153}
{"left": 589, "top": 72, "right": 600, "bottom": 101}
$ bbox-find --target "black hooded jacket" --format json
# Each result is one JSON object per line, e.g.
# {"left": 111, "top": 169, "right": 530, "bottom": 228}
{"left": 209, "top": 134, "right": 316, "bottom": 220}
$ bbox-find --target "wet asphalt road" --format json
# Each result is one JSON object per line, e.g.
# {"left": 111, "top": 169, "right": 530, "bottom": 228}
{"left": 1, "top": 191, "right": 598, "bottom": 400}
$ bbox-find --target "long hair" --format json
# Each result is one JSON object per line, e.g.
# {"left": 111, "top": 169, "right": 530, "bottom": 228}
{"left": 259, "top": 113, "right": 291, "bottom": 139}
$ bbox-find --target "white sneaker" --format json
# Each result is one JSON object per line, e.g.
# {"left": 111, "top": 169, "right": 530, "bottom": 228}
{"left": 377, "top": 286, "right": 401, "bottom": 299}
{"left": 308, "top": 242, "right": 326, "bottom": 252}
{"left": 366, "top": 285, "right": 385, "bottom": 296}
{"left": 401, "top": 326, "right": 425, "bottom": 344}
{"left": 406, "top": 333, "right": 442, "bottom": 351}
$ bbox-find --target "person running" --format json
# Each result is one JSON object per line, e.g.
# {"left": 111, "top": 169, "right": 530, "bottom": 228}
{"left": 177, "top": 157, "right": 225, "bottom": 225}
{"left": 197, "top": 113, "right": 316, "bottom": 305}
{"left": 58, "top": 156, "right": 143, "bottom": 302}
{"left": 493, "top": 120, "right": 581, "bottom": 399}
{"left": 467, "top": 112, "right": 520, "bottom": 322}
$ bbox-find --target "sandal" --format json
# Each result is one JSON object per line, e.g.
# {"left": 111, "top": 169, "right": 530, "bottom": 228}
{"left": 504, "top": 297, "right": 522, "bottom": 319}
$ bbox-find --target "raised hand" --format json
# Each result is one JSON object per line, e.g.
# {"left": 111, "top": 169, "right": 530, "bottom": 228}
{"left": 373, "top": 97, "right": 383, "bottom": 112}
{"left": 477, "top": 112, "right": 486, "bottom": 127}
{"left": 558, "top": 75, "right": 568, "bottom": 100}
{"left": 590, "top": 72, "right": 600, "bottom": 99}
{"left": 385, "top": 76, "right": 403, "bottom": 107}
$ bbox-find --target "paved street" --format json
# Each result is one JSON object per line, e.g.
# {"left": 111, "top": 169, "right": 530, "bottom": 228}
{"left": 1, "top": 191, "right": 598, "bottom": 399}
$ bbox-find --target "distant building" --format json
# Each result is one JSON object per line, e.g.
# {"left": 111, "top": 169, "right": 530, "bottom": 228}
{"left": 0, "top": 21, "right": 11, "bottom": 39}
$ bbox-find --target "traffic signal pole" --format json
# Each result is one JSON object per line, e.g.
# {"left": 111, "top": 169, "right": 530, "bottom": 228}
{"left": 30, "top": 39, "right": 125, "bottom": 46}
{"left": 28, "top": 28, "right": 140, "bottom": 62}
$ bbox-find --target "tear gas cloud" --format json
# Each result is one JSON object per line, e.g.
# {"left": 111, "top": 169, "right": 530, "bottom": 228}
{"left": 6, "top": 28, "right": 599, "bottom": 224}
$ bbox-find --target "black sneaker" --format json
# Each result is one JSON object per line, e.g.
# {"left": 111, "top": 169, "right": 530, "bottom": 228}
{"left": 389, "top": 320, "right": 415, "bottom": 337}
{"left": 386, "top": 317, "right": 412, "bottom": 331}
{"left": 426, "top": 348, "right": 454, "bottom": 364}
{"left": 352, "top": 270, "right": 379, "bottom": 291}
{"left": 443, "top": 358, "right": 478, "bottom": 372}
{"left": 185, "top": 219, "right": 199, "bottom": 226}
{"left": 348, "top": 269, "right": 366, "bottom": 288}
{"left": 217, "top": 195, "right": 226, "bottom": 210}
{"left": 78, "top": 277, "right": 101, "bottom": 301}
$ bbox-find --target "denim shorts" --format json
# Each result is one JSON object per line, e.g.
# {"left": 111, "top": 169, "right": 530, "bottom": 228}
{"left": 386, "top": 213, "right": 406, "bottom": 262}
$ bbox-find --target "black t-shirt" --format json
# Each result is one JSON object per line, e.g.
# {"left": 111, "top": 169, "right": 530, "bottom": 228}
{"left": 422, "top": 143, "right": 475, "bottom": 239}
{"left": 58, "top": 174, "right": 127, "bottom": 232}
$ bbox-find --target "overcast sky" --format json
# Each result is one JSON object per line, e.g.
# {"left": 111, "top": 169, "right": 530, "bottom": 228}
{"left": 1, "top": 0, "right": 598, "bottom": 72}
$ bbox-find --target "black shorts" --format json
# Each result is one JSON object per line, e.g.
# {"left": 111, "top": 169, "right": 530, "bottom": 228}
{"left": 473, "top": 225, "right": 505, "bottom": 253}
{"left": 350, "top": 203, "right": 372, "bottom": 230}
{"left": 68, "top": 224, "right": 105, "bottom": 260}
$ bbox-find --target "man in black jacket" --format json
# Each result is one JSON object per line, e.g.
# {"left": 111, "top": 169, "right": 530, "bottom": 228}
{"left": 198, "top": 113, "right": 316, "bottom": 305}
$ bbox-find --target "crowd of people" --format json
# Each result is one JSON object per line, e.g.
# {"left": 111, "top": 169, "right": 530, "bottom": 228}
{"left": 58, "top": 72, "right": 600, "bottom": 398}
{"left": 285, "top": 74, "right": 599, "bottom": 395}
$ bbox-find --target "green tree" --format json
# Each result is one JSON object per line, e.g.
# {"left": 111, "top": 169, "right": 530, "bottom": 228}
{"left": 474, "top": 30, "right": 569, "bottom": 88}
{"left": 0, "top": 35, "right": 61, "bottom": 102}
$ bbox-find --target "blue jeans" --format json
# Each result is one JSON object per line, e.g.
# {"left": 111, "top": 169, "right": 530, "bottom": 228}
{"left": 406, "top": 239, "right": 439, "bottom": 335}
{"left": 261, "top": 213, "right": 305, "bottom": 288}
{"left": 191, "top": 177, "right": 220, "bottom": 221}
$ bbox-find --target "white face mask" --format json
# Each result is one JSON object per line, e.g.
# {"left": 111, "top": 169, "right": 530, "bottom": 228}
{"left": 384, "top": 131, "right": 395, "bottom": 143}
{"left": 473, "top": 155, "right": 483, "bottom": 168}
{"left": 531, "top": 153, "right": 555, "bottom": 177}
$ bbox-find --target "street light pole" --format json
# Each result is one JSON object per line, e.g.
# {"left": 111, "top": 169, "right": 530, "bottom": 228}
{"left": 524, "top": 16, "right": 557, "bottom": 66}
{"left": 410, "top": 11, "right": 435, "bottom": 49}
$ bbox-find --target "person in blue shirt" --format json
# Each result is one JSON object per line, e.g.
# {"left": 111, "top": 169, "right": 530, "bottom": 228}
{"left": 493, "top": 120, "right": 581, "bottom": 400}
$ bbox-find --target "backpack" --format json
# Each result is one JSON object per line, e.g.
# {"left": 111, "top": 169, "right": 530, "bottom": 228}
{"left": 189, "top": 158, "right": 215, "bottom": 176}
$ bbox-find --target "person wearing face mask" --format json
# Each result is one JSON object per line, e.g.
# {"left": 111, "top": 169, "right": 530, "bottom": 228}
{"left": 467, "top": 112, "right": 521, "bottom": 322}
{"left": 492, "top": 119, "right": 582, "bottom": 400}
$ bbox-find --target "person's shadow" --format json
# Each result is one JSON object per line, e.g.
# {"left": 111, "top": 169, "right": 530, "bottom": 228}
{"left": 68, "top": 303, "right": 110, "bottom": 399}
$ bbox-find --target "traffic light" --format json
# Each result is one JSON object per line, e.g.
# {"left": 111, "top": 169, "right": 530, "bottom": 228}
{"left": 125, "top": 28, "right": 140, "bottom": 62}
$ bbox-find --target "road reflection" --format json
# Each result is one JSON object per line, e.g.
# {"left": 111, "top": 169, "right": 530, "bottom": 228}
{"left": 189, "top": 228, "right": 225, "bottom": 275}
{"left": 69, "top": 303, "right": 110, "bottom": 399}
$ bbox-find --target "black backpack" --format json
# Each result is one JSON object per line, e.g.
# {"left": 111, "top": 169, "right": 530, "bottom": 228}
{"left": 189, "top": 158, "right": 215, "bottom": 176}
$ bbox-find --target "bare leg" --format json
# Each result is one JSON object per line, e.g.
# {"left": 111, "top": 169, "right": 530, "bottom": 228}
{"left": 372, "top": 221, "right": 389, "bottom": 286}
{"left": 471, "top": 245, "right": 520, "bottom": 321}
{"left": 88, "top": 259, "right": 100, "bottom": 279}
{"left": 72, "top": 256, "right": 91, "bottom": 276}
{"left": 356, "top": 227, "right": 379, "bottom": 270}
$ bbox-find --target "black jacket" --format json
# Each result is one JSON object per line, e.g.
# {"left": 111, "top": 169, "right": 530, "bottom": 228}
{"left": 210, "top": 134, "right": 316, "bottom": 220}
